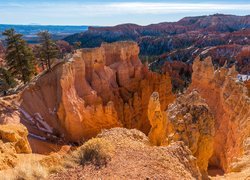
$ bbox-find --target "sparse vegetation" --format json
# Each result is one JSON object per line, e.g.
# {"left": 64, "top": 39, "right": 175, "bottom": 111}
{"left": 3, "top": 161, "right": 49, "bottom": 180}
{"left": 73, "top": 41, "right": 81, "bottom": 51}
{"left": 0, "top": 67, "right": 16, "bottom": 93}
{"left": 69, "top": 138, "right": 114, "bottom": 169}
{"left": 56, "top": 40, "right": 73, "bottom": 59}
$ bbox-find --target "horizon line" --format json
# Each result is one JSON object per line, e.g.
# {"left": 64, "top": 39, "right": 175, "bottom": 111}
{"left": 1, "top": 13, "right": 250, "bottom": 27}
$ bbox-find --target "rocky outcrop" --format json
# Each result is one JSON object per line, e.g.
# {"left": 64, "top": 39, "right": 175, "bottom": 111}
{"left": 0, "top": 96, "right": 21, "bottom": 124}
{"left": 146, "top": 90, "right": 214, "bottom": 176}
{"left": 0, "top": 123, "right": 32, "bottom": 170}
{"left": 147, "top": 92, "right": 167, "bottom": 146}
{"left": 189, "top": 57, "right": 250, "bottom": 172}
{"left": 20, "top": 41, "right": 174, "bottom": 142}
{"left": 160, "top": 61, "right": 193, "bottom": 92}
{"left": 149, "top": 44, "right": 250, "bottom": 92}
{"left": 0, "top": 124, "right": 31, "bottom": 153}
{"left": 166, "top": 90, "right": 215, "bottom": 176}
{"left": 50, "top": 128, "right": 202, "bottom": 179}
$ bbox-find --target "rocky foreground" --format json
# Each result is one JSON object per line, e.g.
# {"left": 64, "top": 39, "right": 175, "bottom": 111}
{"left": 0, "top": 41, "right": 249, "bottom": 179}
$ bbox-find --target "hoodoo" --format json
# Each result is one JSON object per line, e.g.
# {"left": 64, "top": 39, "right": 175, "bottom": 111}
{"left": 19, "top": 41, "right": 174, "bottom": 142}
{"left": 189, "top": 57, "right": 250, "bottom": 173}
{"left": 166, "top": 90, "right": 215, "bottom": 177}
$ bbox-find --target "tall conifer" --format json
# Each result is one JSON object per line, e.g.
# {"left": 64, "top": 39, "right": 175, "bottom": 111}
{"left": 3, "top": 29, "right": 35, "bottom": 83}
{"left": 37, "top": 31, "right": 59, "bottom": 70}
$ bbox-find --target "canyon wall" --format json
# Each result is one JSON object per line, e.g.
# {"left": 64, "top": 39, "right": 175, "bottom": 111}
{"left": 189, "top": 57, "right": 250, "bottom": 172}
{"left": 166, "top": 90, "right": 215, "bottom": 177}
{"left": 19, "top": 41, "right": 174, "bottom": 142}
{"left": 147, "top": 90, "right": 215, "bottom": 177}
{"left": 0, "top": 95, "right": 20, "bottom": 124}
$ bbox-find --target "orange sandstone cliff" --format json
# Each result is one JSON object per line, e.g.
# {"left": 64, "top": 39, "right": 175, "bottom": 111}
{"left": 166, "top": 90, "right": 215, "bottom": 177}
{"left": 147, "top": 92, "right": 168, "bottom": 146}
{"left": 19, "top": 41, "right": 174, "bottom": 142}
{"left": 189, "top": 57, "right": 250, "bottom": 173}
{"left": 147, "top": 90, "right": 215, "bottom": 177}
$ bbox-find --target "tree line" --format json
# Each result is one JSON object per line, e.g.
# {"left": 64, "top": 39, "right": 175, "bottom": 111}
{"left": 0, "top": 29, "right": 81, "bottom": 94}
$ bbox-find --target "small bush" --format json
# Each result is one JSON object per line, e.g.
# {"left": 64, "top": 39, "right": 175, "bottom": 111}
{"left": 72, "top": 138, "right": 114, "bottom": 169}
{"left": 5, "top": 161, "right": 49, "bottom": 180}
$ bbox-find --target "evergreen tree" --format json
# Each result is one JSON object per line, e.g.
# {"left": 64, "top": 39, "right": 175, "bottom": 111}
{"left": 33, "top": 44, "right": 46, "bottom": 70}
{"left": 0, "top": 67, "right": 16, "bottom": 93}
{"left": 73, "top": 41, "right": 81, "bottom": 51}
{"left": 37, "top": 31, "right": 59, "bottom": 70}
{"left": 3, "top": 29, "right": 35, "bottom": 83}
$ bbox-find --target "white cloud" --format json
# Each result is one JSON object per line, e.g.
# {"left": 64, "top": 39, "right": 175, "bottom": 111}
{"left": 1, "top": 2, "right": 250, "bottom": 25}
{"left": 2, "top": 2, "right": 250, "bottom": 15}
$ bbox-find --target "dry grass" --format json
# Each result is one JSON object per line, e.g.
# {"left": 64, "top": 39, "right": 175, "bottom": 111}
{"left": 0, "top": 137, "right": 115, "bottom": 179}
{"left": 2, "top": 161, "right": 49, "bottom": 180}
{"left": 68, "top": 138, "right": 114, "bottom": 169}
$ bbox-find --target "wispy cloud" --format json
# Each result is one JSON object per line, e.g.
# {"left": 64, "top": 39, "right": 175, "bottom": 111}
{"left": 106, "top": 3, "right": 250, "bottom": 14}
{"left": 1, "top": 2, "right": 250, "bottom": 25}
{"left": 2, "top": 2, "right": 250, "bottom": 15}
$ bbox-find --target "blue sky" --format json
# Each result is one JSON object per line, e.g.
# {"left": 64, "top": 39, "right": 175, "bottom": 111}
{"left": 1, "top": 0, "right": 250, "bottom": 26}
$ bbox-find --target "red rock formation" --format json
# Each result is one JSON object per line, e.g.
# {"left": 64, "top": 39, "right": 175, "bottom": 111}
{"left": 147, "top": 90, "right": 215, "bottom": 176}
{"left": 147, "top": 92, "right": 168, "bottom": 146}
{"left": 189, "top": 57, "right": 250, "bottom": 172}
{"left": 245, "top": 80, "right": 250, "bottom": 97}
{"left": 236, "top": 46, "right": 250, "bottom": 74}
{"left": 161, "top": 61, "right": 192, "bottom": 92}
{"left": 166, "top": 90, "right": 215, "bottom": 177}
{"left": 65, "top": 14, "right": 250, "bottom": 57}
{"left": 0, "top": 95, "right": 20, "bottom": 124}
{"left": 19, "top": 41, "right": 174, "bottom": 142}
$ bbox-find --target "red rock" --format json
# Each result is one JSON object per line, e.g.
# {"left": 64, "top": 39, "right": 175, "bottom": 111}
{"left": 19, "top": 41, "right": 174, "bottom": 142}
{"left": 189, "top": 57, "right": 250, "bottom": 172}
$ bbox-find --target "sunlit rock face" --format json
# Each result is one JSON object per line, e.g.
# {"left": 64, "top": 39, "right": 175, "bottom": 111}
{"left": 0, "top": 95, "right": 21, "bottom": 124}
{"left": 0, "top": 123, "right": 32, "bottom": 170}
{"left": 147, "top": 90, "right": 214, "bottom": 177}
{"left": 189, "top": 57, "right": 250, "bottom": 173}
{"left": 147, "top": 92, "right": 168, "bottom": 146}
{"left": 166, "top": 90, "right": 215, "bottom": 177}
{"left": 19, "top": 41, "right": 174, "bottom": 142}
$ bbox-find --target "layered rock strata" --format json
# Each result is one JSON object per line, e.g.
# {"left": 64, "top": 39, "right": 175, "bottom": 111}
{"left": 147, "top": 92, "right": 167, "bottom": 146}
{"left": 166, "top": 90, "right": 215, "bottom": 176}
{"left": 189, "top": 57, "right": 250, "bottom": 172}
{"left": 20, "top": 41, "right": 174, "bottom": 142}
{"left": 147, "top": 90, "right": 215, "bottom": 176}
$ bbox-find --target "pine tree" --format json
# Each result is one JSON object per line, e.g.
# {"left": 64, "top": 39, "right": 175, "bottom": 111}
{"left": 73, "top": 41, "right": 81, "bottom": 52}
{"left": 0, "top": 67, "right": 16, "bottom": 93}
{"left": 33, "top": 44, "right": 46, "bottom": 70}
{"left": 3, "top": 29, "right": 35, "bottom": 83}
{"left": 37, "top": 31, "right": 59, "bottom": 70}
